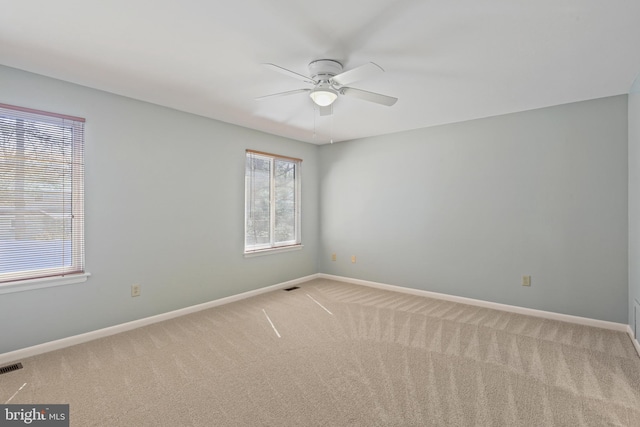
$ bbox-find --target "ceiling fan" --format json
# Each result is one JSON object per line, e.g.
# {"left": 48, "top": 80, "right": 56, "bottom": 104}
{"left": 256, "top": 59, "right": 398, "bottom": 116}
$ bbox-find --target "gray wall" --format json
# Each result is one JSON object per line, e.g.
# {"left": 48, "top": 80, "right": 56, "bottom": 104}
{"left": 630, "top": 79, "right": 640, "bottom": 333}
{"left": 0, "top": 64, "right": 631, "bottom": 354}
{"left": 319, "top": 96, "right": 628, "bottom": 323}
{"left": 0, "top": 65, "right": 319, "bottom": 353}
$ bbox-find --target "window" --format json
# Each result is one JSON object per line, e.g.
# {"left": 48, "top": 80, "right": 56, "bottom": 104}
{"left": 245, "top": 150, "right": 301, "bottom": 254}
{"left": 0, "top": 103, "right": 85, "bottom": 285}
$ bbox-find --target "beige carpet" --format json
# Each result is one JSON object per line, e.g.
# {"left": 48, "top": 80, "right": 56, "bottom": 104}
{"left": 1, "top": 278, "right": 639, "bottom": 426}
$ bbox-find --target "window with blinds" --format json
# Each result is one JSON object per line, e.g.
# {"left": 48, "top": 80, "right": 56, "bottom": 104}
{"left": 0, "top": 103, "right": 85, "bottom": 284}
{"left": 245, "top": 150, "right": 301, "bottom": 253}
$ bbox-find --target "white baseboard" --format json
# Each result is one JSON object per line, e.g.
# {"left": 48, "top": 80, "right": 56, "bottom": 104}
{"left": 318, "top": 273, "right": 630, "bottom": 333}
{"left": 0, "top": 274, "right": 320, "bottom": 365}
{"left": 3, "top": 272, "right": 636, "bottom": 365}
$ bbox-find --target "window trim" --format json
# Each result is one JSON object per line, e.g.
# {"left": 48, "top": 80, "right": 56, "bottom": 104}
{"left": 243, "top": 244, "right": 303, "bottom": 258}
{"left": 244, "top": 149, "right": 302, "bottom": 255}
{"left": 0, "top": 273, "right": 90, "bottom": 295}
{"left": 0, "top": 103, "right": 85, "bottom": 123}
{"left": 0, "top": 103, "right": 86, "bottom": 288}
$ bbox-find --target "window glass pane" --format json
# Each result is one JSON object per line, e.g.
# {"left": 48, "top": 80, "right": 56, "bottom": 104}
{"left": 1, "top": 118, "right": 73, "bottom": 272}
{"left": 245, "top": 155, "right": 271, "bottom": 247}
{"left": 0, "top": 105, "right": 84, "bottom": 283}
{"left": 274, "top": 159, "right": 296, "bottom": 243}
{"left": 244, "top": 150, "right": 300, "bottom": 253}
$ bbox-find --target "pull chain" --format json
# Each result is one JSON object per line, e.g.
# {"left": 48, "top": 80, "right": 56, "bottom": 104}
{"left": 312, "top": 105, "right": 317, "bottom": 140}
{"left": 330, "top": 106, "right": 334, "bottom": 144}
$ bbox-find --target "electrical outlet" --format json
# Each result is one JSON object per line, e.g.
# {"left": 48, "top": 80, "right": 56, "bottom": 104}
{"left": 131, "top": 284, "right": 141, "bottom": 297}
{"left": 522, "top": 276, "right": 531, "bottom": 287}
{"left": 331, "top": 253, "right": 336, "bottom": 261}
{"left": 351, "top": 255, "right": 356, "bottom": 264}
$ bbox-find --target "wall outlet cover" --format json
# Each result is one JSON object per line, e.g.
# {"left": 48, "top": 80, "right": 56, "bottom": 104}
{"left": 131, "top": 284, "right": 141, "bottom": 297}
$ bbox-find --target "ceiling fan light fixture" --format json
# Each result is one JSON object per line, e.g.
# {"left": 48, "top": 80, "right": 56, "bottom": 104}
{"left": 309, "top": 87, "right": 338, "bottom": 106}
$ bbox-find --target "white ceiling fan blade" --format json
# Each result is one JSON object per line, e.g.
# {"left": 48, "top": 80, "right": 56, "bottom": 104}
{"left": 340, "top": 87, "right": 398, "bottom": 106}
{"left": 319, "top": 105, "right": 332, "bottom": 116}
{"left": 255, "top": 89, "right": 310, "bottom": 101}
{"left": 263, "top": 63, "right": 316, "bottom": 85}
{"left": 331, "top": 62, "right": 384, "bottom": 86}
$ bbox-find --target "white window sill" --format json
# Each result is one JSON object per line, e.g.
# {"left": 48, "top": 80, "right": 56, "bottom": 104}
{"left": 244, "top": 245, "right": 303, "bottom": 258}
{"left": 0, "top": 273, "right": 91, "bottom": 295}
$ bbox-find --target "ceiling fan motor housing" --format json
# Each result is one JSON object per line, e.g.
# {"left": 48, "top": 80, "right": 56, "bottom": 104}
{"left": 258, "top": 59, "right": 397, "bottom": 109}
{"left": 308, "top": 60, "right": 343, "bottom": 83}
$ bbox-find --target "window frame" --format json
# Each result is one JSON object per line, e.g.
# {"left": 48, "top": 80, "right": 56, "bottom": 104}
{"left": 244, "top": 149, "right": 302, "bottom": 255}
{"left": 0, "top": 103, "right": 87, "bottom": 292}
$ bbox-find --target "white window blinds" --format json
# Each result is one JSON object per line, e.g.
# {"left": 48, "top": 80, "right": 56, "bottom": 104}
{"left": 0, "top": 103, "right": 85, "bottom": 284}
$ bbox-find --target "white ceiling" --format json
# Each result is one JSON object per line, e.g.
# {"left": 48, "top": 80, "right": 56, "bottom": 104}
{"left": 1, "top": 1, "right": 639, "bottom": 144}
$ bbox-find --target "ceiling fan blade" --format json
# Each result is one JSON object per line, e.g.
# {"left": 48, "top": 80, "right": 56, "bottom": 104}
{"left": 263, "top": 63, "right": 316, "bottom": 85}
{"left": 319, "top": 105, "right": 332, "bottom": 116}
{"left": 331, "top": 62, "right": 384, "bottom": 86}
{"left": 255, "top": 88, "right": 310, "bottom": 101}
{"left": 340, "top": 87, "right": 398, "bottom": 106}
